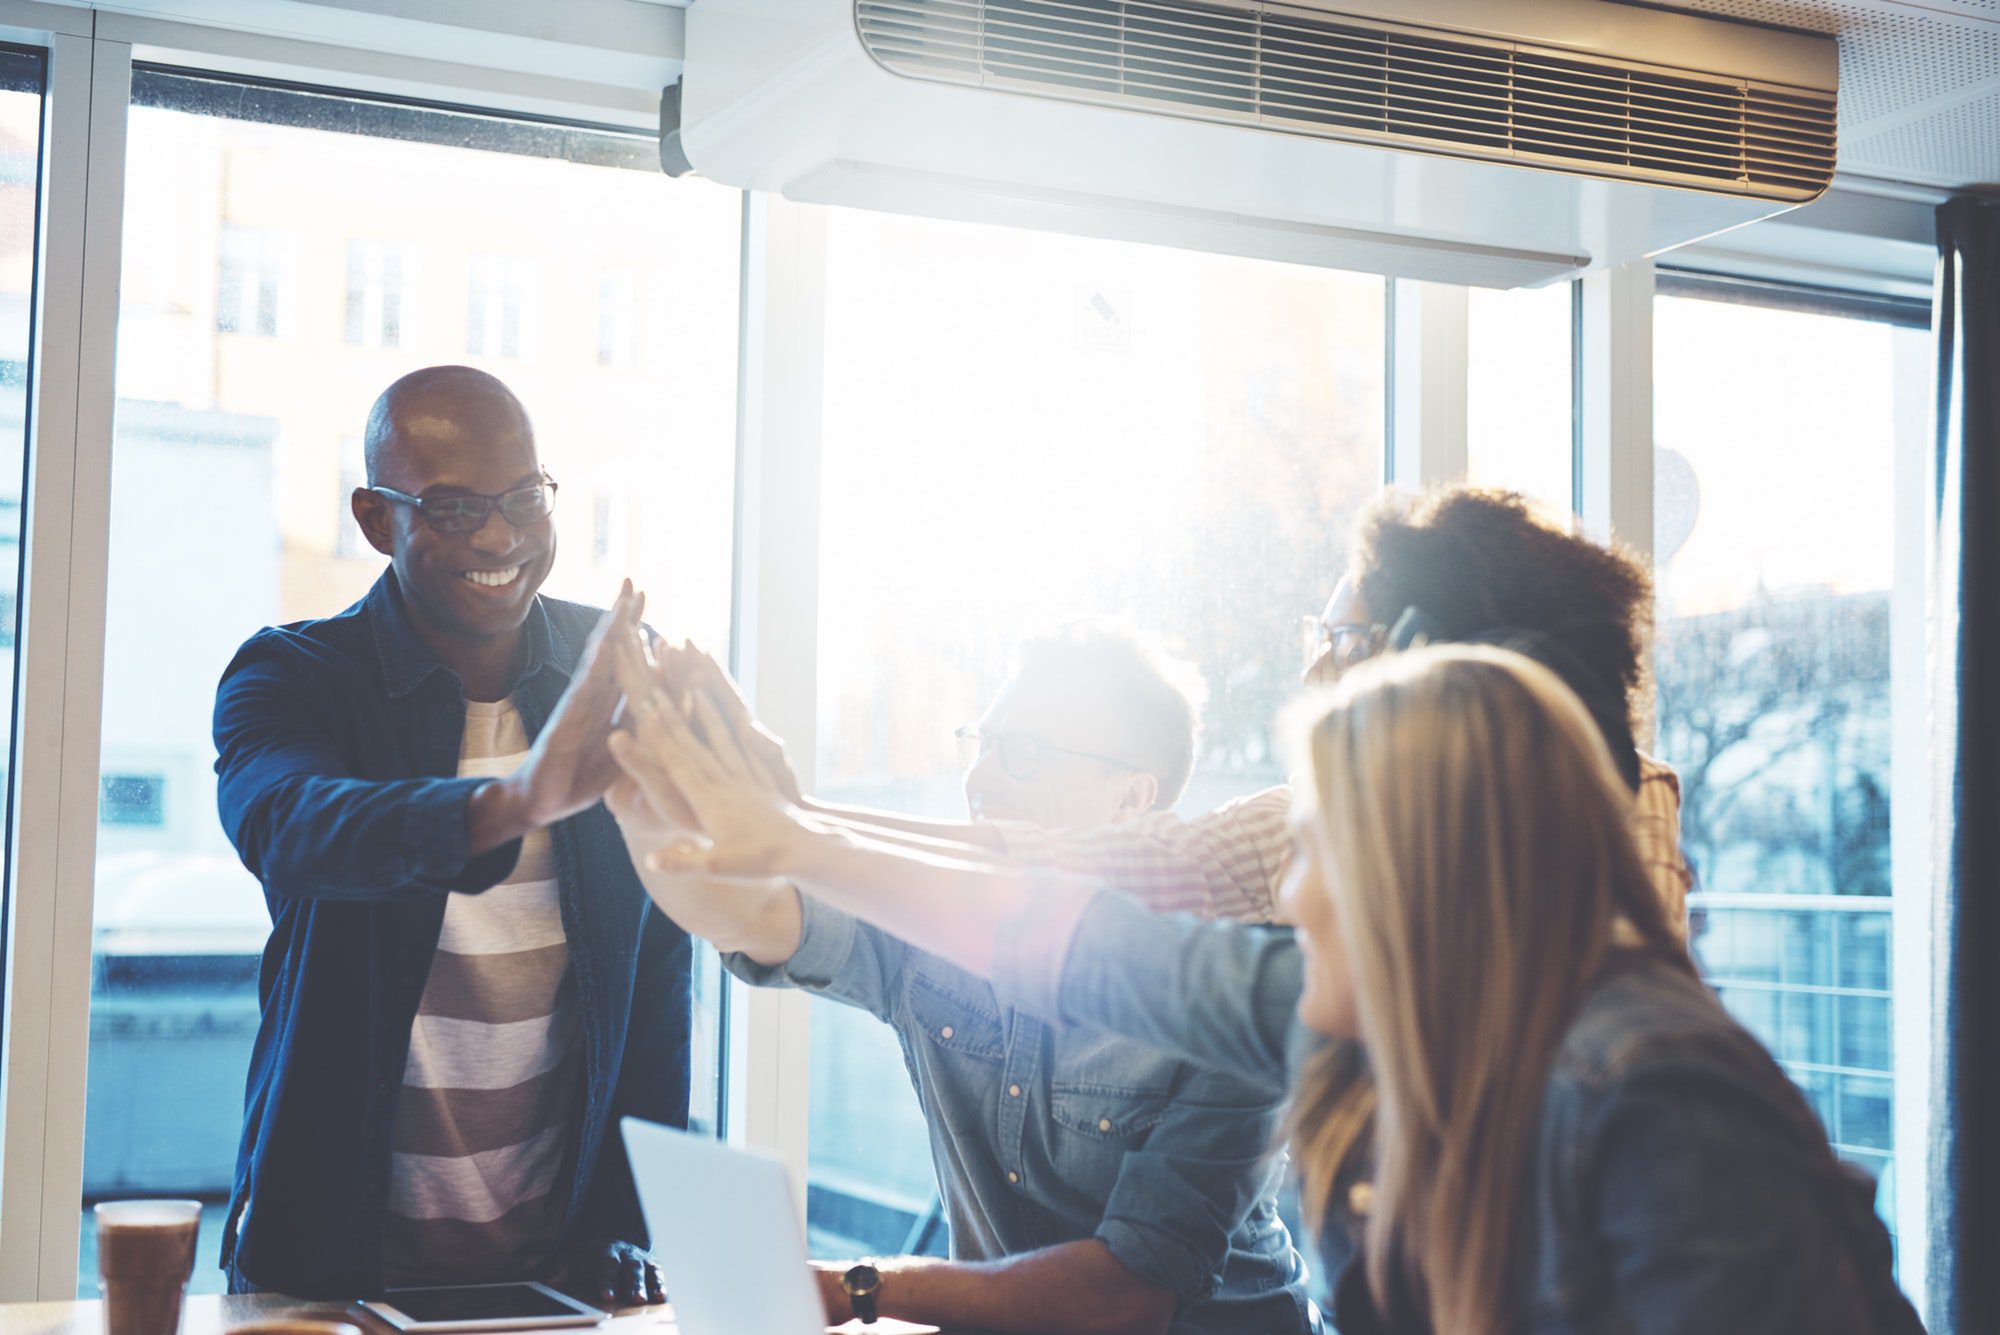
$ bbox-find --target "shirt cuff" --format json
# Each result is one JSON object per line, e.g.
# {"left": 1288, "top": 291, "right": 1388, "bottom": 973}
{"left": 989, "top": 880, "right": 1101, "bottom": 1022}
{"left": 1095, "top": 1216, "right": 1218, "bottom": 1303}
{"left": 720, "top": 891, "right": 858, "bottom": 990}
{"left": 415, "top": 776, "right": 522, "bottom": 893}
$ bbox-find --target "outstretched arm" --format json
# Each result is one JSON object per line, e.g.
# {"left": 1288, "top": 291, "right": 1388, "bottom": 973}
{"left": 656, "top": 645, "right": 1006, "bottom": 855}
{"left": 607, "top": 643, "right": 1063, "bottom": 977}
{"left": 217, "top": 583, "right": 641, "bottom": 899}
{"left": 672, "top": 645, "right": 1291, "bottom": 920}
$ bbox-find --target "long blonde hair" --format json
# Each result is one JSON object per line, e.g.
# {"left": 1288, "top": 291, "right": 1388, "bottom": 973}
{"left": 1291, "top": 645, "right": 1686, "bottom": 1334}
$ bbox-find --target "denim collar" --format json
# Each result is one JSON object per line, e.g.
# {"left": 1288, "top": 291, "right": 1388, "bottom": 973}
{"left": 363, "top": 569, "right": 573, "bottom": 700}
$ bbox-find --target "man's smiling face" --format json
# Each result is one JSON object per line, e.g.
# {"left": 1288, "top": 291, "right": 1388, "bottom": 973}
{"left": 356, "top": 372, "right": 557, "bottom": 646}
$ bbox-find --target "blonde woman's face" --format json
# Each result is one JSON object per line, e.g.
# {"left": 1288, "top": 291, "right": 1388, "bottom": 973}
{"left": 1282, "top": 815, "right": 1361, "bottom": 1039}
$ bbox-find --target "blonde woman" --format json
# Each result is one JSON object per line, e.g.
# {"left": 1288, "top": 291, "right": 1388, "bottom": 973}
{"left": 608, "top": 644, "right": 1921, "bottom": 1334}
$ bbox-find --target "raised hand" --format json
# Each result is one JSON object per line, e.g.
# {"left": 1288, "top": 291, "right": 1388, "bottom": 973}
{"left": 682, "top": 646, "right": 804, "bottom": 804}
{"left": 469, "top": 581, "right": 642, "bottom": 855}
{"left": 607, "top": 669, "right": 820, "bottom": 883}
{"left": 605, "top": 631, "right": 701, "bottom": 831}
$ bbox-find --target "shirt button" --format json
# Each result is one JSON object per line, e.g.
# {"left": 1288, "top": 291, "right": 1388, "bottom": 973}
{"left": 940, "top": 1026, "right": 954, "bottom": 1040}
{"left": 1008, "top": 1084, "right": 1022, "bottom": 1098}
{"left": 1098, "top": 1118, "right": 1113, "bottom": 1132}
{"left": 1007, "top": 1171, "right": 1020, "bottom": 1184}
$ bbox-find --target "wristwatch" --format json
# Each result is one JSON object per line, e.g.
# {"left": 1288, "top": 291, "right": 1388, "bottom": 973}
{"left": 841, "top": 1262, "right": 882, "bottom": 1324}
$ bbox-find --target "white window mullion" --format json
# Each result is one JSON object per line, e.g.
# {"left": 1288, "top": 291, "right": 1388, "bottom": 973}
{"left": 0, "top": 27, "right": 130, "bottom": 1302}
{"left": 1387, "top": 278, "right": 1468, "bottom": 489}
{"left": 1576, "top": 261, "right": 1655, "bottom": 563}
{"left": 725, "top": 191, "right": 826, "bottom": 1219}
{"left": 1889, "top": 325, "right": 1934, "bottom": 1321}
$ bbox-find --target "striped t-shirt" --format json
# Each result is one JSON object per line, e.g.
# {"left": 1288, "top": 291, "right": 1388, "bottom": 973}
{"left": 383, "top": 697, "right": 582, "bottom": 1284}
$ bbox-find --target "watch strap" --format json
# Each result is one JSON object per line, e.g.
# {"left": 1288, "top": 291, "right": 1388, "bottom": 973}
{"left": 842, "top": 1263, "right": 881, "bottom": 1324}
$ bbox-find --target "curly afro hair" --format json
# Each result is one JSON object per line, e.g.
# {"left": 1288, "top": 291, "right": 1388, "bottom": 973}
{"left": 1349, "top": 487, "right": 1653, "bottom": 733}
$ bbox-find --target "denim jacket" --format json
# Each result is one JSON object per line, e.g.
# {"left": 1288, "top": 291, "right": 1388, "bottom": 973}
{"left": 211, "top": 572, "right": 692, "bottom": 1298}
{"left": 725, "top": 895, "right": 1317, "bottom": 1334}
{"left": 994, "top": 891, "right": 1925, "bottom": 1335}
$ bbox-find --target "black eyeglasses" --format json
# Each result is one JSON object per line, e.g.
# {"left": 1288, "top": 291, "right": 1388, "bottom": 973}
{"left": 370, "top": 473, "right": 558, "bottom": 535}
{"left": 954, "top": 725, "right": 1137, "bottom": 781}
{"left": 1302, "top": 616, "right": 1387, "bottom": 672}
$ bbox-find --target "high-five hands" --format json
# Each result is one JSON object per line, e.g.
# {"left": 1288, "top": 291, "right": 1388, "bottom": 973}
{"left": 604, "top": 628, "right": 824, "bottom": 883}
{"left": 676, "top": 646, "right": 804, "bottom": 805}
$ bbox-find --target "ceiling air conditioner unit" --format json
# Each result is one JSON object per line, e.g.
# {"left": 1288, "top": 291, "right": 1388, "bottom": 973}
{"left": 666, "top": 0, "right": 1837, "bottom": 287}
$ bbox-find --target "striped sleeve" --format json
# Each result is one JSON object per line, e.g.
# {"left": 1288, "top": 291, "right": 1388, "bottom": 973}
{"left": 988, "top": 786, "right": 1295, "bottom": 923}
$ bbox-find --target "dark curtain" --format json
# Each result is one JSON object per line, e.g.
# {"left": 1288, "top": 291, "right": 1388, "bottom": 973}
{"left": 1931, "top": 196, "right": 2000, "bottom": 1334}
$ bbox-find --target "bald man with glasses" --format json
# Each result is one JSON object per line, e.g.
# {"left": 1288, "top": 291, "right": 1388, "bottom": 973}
{"left": 212, "top": 366, "right": 686, "bottom": 1304}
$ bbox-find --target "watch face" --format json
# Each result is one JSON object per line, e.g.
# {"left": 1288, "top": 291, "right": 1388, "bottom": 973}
{"left": 843, "top": 1263, "right": 882, "bottom": 1296}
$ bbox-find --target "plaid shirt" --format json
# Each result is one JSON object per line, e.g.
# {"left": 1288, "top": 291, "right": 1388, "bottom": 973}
{"left": 1633, "top": 754, "right": 1692, "bottom": 940}
{"left": 990, "top": 756, "right": 1692, "bottom": 936}
{"left": 992, "top": 786, "right": 1295, "bottom": 923}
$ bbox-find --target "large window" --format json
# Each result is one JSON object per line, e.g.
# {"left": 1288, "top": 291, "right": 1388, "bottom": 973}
{"left": 1652, "top": 291, "right": 1930, "bottom": 1256}
{"left": 0, "top": 6, "right": 1954, "bottom": 1315}
{"left": 806, "top": 207, "right": 1386, "bottom": 1255}
{"left": 80, "top": 72, "right": 742, "bottom": 1294}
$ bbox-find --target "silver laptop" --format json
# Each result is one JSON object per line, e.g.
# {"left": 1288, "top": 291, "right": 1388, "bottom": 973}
{"left": 624, "top": 1118, "right": 941, "bottom": 1335}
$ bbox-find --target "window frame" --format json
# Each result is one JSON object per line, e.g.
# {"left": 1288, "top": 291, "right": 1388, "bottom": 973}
{"left": 0, "top": 13, "right": 753, "bottom": 1297}
{"left": 0, "top": 12, "right": 125, "bottom": 1301}
{"left": 1396, "top": 255, "right": 1935, "bottom": 1312}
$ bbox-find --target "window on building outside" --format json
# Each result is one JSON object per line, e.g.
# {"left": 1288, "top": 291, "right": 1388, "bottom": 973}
{"left": 1652, "top": 289, "right": 1930, "bottom": 1263}
{"left": 81, "top": 68, "right": 743, "bottom": 1294}
{"left": 597, "top": 271, "right": 637, "bottom": 368}
{"left": 344, "top": 238, "right": 406, "bottom": 348}
{"left": 99, "top": 775, "right": 168, "bottom": 828}
{"left": 333, "top": 448, "right": 365, "bottom": 559}
{"left": 216, "top": 227, "right": 287, "bottom": 337}
{"left": 809, "top": 206, "right": 1386, "bottom": 1259}
{"left": 466, "top": 251, "right": 528, "bottom": 358}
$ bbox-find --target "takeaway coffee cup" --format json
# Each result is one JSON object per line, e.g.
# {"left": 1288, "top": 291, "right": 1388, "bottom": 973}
{"left": 94, "top": 1200, "right": 201, "bottom": 1335}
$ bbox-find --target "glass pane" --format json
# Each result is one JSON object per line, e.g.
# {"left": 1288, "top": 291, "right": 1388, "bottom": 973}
{"left": 0, "top": 44, "right": 45, "bottom": 1099}
{"left": 809, "top": 207, "right": 1386, "bottom": 1256}
{"left": 81, "top": 77, "right": 741, "bottom": 1294}
{"left": 1836, "top": 1076, "right": 1894, "bottom": 1154}
{"left": 1466, "top": 282, "right": 1572, "bottom": 513}
{"left": 1839, "top": 994, "right": 1893, "bottom": 1074}
{"left": 1654, "top": 294, "right": 1929, "bottom": 1247}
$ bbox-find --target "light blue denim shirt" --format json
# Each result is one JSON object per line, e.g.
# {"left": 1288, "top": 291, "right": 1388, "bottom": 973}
{"left": 723, "top": 894, "right": 1317, "bottom": 1335}
{"left": 992, "top": 890, "right": 1925, "bottom": 1335}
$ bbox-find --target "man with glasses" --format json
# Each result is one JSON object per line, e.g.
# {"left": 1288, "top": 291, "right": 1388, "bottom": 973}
{"left": 212, "top": 365, "right": 686, "bottom": 1304}
{"left": 608, "top": 623, "right": 1317, "bottom": 1335}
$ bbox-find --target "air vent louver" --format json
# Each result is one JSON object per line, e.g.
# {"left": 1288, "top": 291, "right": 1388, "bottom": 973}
{"left": 853, "top": 0, "right": 1837, "bottom": 200}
